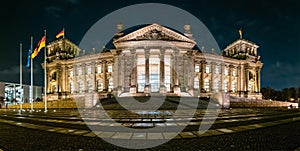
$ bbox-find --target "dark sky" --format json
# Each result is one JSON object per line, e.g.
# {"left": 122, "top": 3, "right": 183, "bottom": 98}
{"left": 0, "top": 0, "right": 299, "bottom": 90}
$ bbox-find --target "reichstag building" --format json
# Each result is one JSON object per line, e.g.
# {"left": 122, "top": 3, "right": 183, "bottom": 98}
{"left": 45, "top": 23, "right": 263, "bottom": 103}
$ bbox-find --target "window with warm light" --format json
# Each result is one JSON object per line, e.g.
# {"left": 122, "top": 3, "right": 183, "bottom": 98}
{"left": 224, "top": 81, "right": 228, "bottom": 92}
{"left": 108, "top": 65, "right": 113, "bottom": 72}
{"left": 195, "top": 65, "right": 200, "bottom": 72}
{"left": 97, "top": 66, "right": 102, "bottom": 73}
{"left": 204, "top": 79, "right": 210, "bottom": 91}
{"left": 232, "top": 70, "right": 237, "bottom": 77}
{"left": 205, "top": 66, "right": 210, "bottom": 73}
{"left": 224, "top": 68, "right": 228, "bottom": 75}
{"left": 77, "top": 68, "right": 82, "bottom": 76}
{"left": 214, "top": 81, "right": 219, "bottom": 92}
{"left": 86, "top": 67, "right": 92, "bottom": 74}
{"left": 232, "top": 82, "right": 236, "bottom": 92}
{"left": 194, "top": 77, "right": 199, "bottom": 89}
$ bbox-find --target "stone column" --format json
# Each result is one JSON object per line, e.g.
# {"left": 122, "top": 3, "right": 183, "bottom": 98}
{"left": 102, "top": 60, "right": 107, "bottom": 91}
{"left": 182, "top": 57, "right": 187, "bottom": 92}
{"left": 159, "top": 49, "right": 166, "bottom": 93}
{"left": 245, "top": 68, "right": 249, "bottom": 93}
{"left": 240, "top": 64, "right": 244, "bottom": 93}
{"left": 113, "top": 53, "right": 119, "bottom": 91}
{"left": 130, "top": 50, "right": 137, "bottom": 93}
{"left": 144, "top": 50, "right": 150, "bottom": 93}
{"left": 228, "top": 65, "right": 232, "bottom": 91}
{"left": 220, "top": 63, "right": 224, "bottom": 92}
{"left": 237, "top": 65, "right": 241, "bottom": 96}
{"left": 257, "top": 68, "right": 261, "bottom": 92}
{"left": 210, "top": 62, "right": 214, "bottom": 92}
{"left": 72, "top": 67, "right": 76, "bottom": 93}
{"left": 46, "top": 68, "right": 50, "bottom": 94}
{"left": 200, "top": 60, "right": 205, "bottom": 92}
{"left": 187, "top": 52, "right": 194, "bottom": 94}
{"left": 92, "top": 62, "right": 96, "bottom": 92}
{"left": 170, "top": 54, "right": 174, "bottom": 91}
{"left": 173, "top": 50, "right": 180, "bottom": 94}
{"left": 83, "top": 64, "right": 87, "bottom": 93}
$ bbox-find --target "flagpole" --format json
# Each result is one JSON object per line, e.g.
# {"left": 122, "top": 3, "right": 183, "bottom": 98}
{"left": 30, "top": 36, "right": 34, "bottom": 112}
{"left": 19, "top": 43, "right": 23, "bottom": 112}
{"left": 63, "top": 28, "right": 65, "bottom": 38}
{"left": 44, "top": 30, "right": 48, "bottom": 112}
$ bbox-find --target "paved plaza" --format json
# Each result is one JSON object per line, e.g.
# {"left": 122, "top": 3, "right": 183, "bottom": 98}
{"left": 0, "top": 106, "right": 300, "bottom": 150}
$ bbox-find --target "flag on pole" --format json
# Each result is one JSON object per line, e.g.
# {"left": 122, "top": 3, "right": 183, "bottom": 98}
{"left": 26, "top": 46, "right": 32, "bottom": 68}
{"left": 56, "top": 29, "right": 64, "bottom": 38}
{"left": 31, "top": 36, "right": 46, "bottom": 59}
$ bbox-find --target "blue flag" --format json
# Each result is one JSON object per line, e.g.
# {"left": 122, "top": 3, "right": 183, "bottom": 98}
{"left": 26, "top": 46, "right": 32, "bottom": 68}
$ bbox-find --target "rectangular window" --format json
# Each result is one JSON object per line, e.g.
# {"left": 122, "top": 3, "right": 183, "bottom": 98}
{"left": 87, "top": 81, "right": 93, "bottom": 92}
{"left": 78, "top": 82, "right": 83, "bottom": 93}
{"left": 165, "top": 55, "right": 171, "bottom": 92}
{"left": 195, "top": 65, "right": 200, "bottom": 72}
{"left": 194, "top": 77, "right": 199, "bottom": 89}
{"left": 214, "top": 81, "right": 219, "bottom": 92}
{"left": 204, "top": 79, "right": 210, "bottom": 92}
{"left": 51, "top": 85, "right": 57, "bottom": 93}
{"left": 224, "top": 68, "right": 228, "bottom": 75}
{"left": 108, "top": 65, "right": 113, "bottom": 72}
{"left": 97, "top": 66, "right": 102, "bottom": 73}
{"left": 205, "top": 66, "right": 210, "bottom": 73}
{"left": 215, "top": 66, "right": 220, "bottom": 74}
{"left": 86, "top": 67, "right": 92, "bottom": 74}
{"left": 108, "top": 78, "right": 113, "bottom": 92}
{"left": 232, "top": 82, "right": 236, "bottom": 92}
{"left": 70, "top": 82, "right": 74, "bottom": 93}
{"left": 97, "top": 81, "right": 103, "bottom": 92}
{"left": 137, "top": 54, "right": 145, "bottom": 92}
{"left": 224, "top": 81, "right": 228, "bottom": 92}
{"left": 77, "top": 68, "right": 82, "bottom": 76}
{"left": 232, "top": 70, "right": 237, "bottom": 77}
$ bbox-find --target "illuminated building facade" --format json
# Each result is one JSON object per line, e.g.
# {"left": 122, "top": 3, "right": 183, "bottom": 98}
{"left": 45, "top": 23, "right": 263, "bottom": 103}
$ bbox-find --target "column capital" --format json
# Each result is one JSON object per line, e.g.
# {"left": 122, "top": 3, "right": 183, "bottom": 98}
{"left": 160, "top": 49, "right": 165, "bottom": 54}
{"left": 130, "top": 49, "right": 136, "bottom": 54}
{"left": 200, "top": 60, "right": 207, "bottom": 64}
{"left": 101, "top": 60, "right": 107, "bottom": 64}
{"left": 145, "top": 52, "right": 150, "bottom": 59}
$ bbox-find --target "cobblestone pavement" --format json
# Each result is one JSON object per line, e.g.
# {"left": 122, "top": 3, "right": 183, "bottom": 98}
{"left": 0, "top": 108, "right": 300, "bottom": 150}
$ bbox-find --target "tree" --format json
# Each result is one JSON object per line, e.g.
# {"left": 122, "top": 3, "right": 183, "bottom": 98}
{"left": 261, "top": 86, "right": 276, "bottom": 100}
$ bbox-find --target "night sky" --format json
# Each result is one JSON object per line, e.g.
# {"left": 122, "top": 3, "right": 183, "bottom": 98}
{"left": 0, "top": 0, "right": 299, "bottom": 90}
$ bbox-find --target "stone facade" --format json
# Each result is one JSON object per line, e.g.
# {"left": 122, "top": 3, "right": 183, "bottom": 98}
{"left": 44, "top": 23, "right": 263, "bottom": 102}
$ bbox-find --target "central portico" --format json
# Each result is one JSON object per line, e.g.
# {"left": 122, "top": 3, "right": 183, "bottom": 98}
{"left": 110, "top": 23, "right": 197, "bottom": 96}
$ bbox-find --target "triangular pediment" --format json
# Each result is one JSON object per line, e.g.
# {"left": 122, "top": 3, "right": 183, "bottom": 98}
{"left": 113, "top": 23, "right": 196, "bottom": 44}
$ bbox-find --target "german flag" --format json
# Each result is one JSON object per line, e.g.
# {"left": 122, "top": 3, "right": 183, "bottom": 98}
{"left": 31, "top": 36, "right": 46, "bottom": 59}
{"left": 56, "top": 29, "right": 64, "bottom": 38}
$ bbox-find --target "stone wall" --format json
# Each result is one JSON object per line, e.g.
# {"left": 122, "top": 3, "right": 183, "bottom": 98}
{"left": 230, "top": 97, "right": 298, "bottom": 108}
{"left": 7, "top": 99, "right": 78, "bottom": 109}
